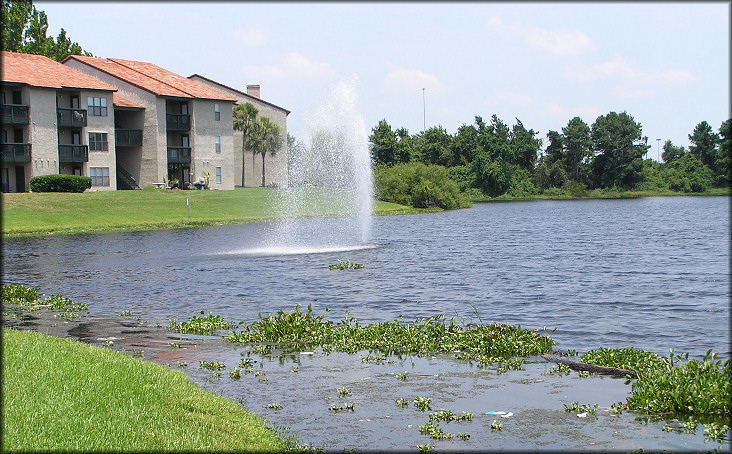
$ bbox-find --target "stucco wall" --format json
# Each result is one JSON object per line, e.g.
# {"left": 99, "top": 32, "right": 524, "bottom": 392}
{"left": 64, "top": 59, "right": 164, "bottom": 187}
{"left": 82, "top": 89, "right": 117, "bottom": 191}
{"left": 190, "top": 99, "right": 235, "bottom": 190}
{"left": 188, "top": 76, "right": 289, "bottom": 188}
{"left": 28, "top": 87, "right": 59, "bottom": 178}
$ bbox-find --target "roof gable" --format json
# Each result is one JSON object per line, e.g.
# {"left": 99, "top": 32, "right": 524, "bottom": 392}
{"left": 64, "top": 55, "right": 235, "bottom": 102}
{"left": 188, "top": 73, "right": 291, "bottom": 115}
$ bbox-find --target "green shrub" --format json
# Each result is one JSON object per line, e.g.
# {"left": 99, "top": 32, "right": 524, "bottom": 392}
{"left": 374, "top": 162, "right": 471, "bottom": 210}
{"left": 29, "top": 174, "right": 91, "bottom": 193}
{"left": 666, "top": 154, "right": 713, "bottom": 193}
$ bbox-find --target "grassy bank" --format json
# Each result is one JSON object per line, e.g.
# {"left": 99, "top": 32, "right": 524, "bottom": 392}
{"left": 0, "top": 187, "right": 425, "bottom": 238}
{"left": 1, "top": 328, "right": 287, "bottom": 452}
{"left": 469, "top": 186, "right": 730, "bottom": 202}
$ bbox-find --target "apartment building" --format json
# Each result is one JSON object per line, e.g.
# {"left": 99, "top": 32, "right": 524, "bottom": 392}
{"left": 189, "top": 74, "right": 290, "bottom": 188}
{"left": 1, "top": 51, "right": 119, "bottom": 192}
{"left": 64, "top": 55, "right": 238, "bottom": 190}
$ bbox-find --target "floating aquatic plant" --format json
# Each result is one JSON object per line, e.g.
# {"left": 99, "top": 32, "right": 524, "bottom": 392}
{"left": 329, "top": 259, "right": 364, "bottom": 270}
{"left": 226, "top": 305, "right": 554, "bottom": 362}
{"left": 583, "top": 347, "right": 731, "bottom": 416}
{"left": 167, "top": 310, "right": 235, "bottom": 336}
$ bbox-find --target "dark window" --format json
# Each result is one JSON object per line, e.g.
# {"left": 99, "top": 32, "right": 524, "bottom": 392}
{"left": 12, "top": 91, "right": 22, "bottom": 104}
{"left": 13, "top": 128, "right": 23, "bottom": 142}
{"left": 88, "top": 132, "right": 108, "bottom": 151}
{"left": 87, "top": 97, "right": 108, "bottom": 116}
{"left": 71, "top": 95, "right": 80, "bottom": 108}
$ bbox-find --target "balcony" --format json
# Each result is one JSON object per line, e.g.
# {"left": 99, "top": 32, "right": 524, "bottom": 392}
{"left": 167, "top": 146, "right": 191, "bottom": 164}
{"left": 58, "top": 144, "right": 88, "bottom": 163}
{"left": 166, "top": 113, "right": 190, "bottom": 131}
{"left": 0, "top": 143, "right": 32, "bottom": 163}
{"left": 1, "top": 104, "right": 30, "bottom": 124}
{"left": 115, "top": 129, "right": 143, "bottom": 147}
{"left": 57, "top": 108, "right": 87, "bottom": 128}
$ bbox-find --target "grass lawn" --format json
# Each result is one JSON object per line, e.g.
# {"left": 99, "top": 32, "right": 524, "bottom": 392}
{"left": 1, "top": 187, "right": 423, "bottom": 237}
{"left": 1, "top": 328, "right": 288, "bottom": 451}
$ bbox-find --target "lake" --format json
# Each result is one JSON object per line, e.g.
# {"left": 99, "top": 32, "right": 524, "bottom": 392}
{"left": 3, "top": 195, "right": 729, "bottom": 451}
{"left": 3, "top": 196, "right": 729, "bottom": 359}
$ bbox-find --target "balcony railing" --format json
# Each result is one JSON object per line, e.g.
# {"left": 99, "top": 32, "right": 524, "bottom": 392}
{"left": 58, "top": 144, "right": 88, "bottom": 162}
{"left": 166, "top": 113, "right": 190, "bottom": 131}
{"left": 115, "top": 129, "right": 143, "bottom": 147}
{"left": 1, "top": 104, "right": 30, "bottom": 124}
{"left": 57, "top": 108, "right": 87, "bottom": 127}
{"left": 167, "top": 146, "right": 191, "bottom": 164}
{"left": 0, "top": 143, "right": 32, "bottom": 163}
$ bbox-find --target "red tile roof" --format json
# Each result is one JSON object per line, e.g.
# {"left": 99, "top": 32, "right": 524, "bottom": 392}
{"left": 64, "top": 55, "right": 235, "bottom": 102}
{"left": 113, "top": 93, "right": 144, "bottom": 109}
{"left": 1, "top": 51, "right": 116, "bottom": 91}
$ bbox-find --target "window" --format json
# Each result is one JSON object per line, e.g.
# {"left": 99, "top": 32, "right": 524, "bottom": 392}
{"left": 215, "top": 166, "right": 221, "bottom": 184}
{"left": 214, "top": 103, "right": 220, "bottom": 121}
{"left": 215, "top": 136, "right": 220, "bottom": 153}
{"left": 88, "top": 132, "right": 108, "bottom": 151}
{"left": 87, "top": 96, "right": 108, "bottom": 116}
{"left": 90, "top": 167, "right": 110, "bottom": 186}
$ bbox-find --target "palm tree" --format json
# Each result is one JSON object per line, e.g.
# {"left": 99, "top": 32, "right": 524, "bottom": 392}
{"left": 246, "top": 117, "right": 283, "bottom": 187}
{"left": 232, "top": 102, "right": 258, "bottom": 187}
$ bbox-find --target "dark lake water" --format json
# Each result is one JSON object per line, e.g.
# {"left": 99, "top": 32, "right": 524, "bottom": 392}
{"left": 3, "top": 196, "right": 729, "bottom": 358}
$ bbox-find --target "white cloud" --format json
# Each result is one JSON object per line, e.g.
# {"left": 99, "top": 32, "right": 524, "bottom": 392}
{"left": 240, "top": 52, "right": 337, "bottom": 82}
{"left": 542, "top": 104, "right": 602, "bottom": 123}
{"left": 564, "top": 56, "right": 697, "bottom": 87}
{"left": 383, "top": 67, "right": 447, "bottom": 95}
{"left": 230, "top": 28, "right": 268, "bottom": 47}
{"left": 487, "top": 16, "right": 595, "bottom": 57}
{"left": 495, "top": 89, "right": 532, "bottom": 106}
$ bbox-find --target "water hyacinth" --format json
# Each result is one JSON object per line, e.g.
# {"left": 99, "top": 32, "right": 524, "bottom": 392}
{"left": 225, "top": 304, "right": 555, "bottom": 361}
{"left": 168, "top": 310, "right": 235, "bottom": 336}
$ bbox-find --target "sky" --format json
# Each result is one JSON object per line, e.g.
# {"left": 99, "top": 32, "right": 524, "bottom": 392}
{"left": 35, "top": 1, "right": 730, "bottom": 159}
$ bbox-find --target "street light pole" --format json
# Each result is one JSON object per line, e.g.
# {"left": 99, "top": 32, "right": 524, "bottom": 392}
{"left": 422, "top": 88, "right": 426, "bottom": 131}
{"left": 656, "top": 138, "right": 661, "bottom": 162}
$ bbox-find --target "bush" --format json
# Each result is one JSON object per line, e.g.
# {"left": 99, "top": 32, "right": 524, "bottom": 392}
{"left": 374, "top": 162, "right": 471, "bottom": 210}
{"left": 666, "top": 154, "right": 713, "bottom": 193}
{"left": 29, "top": 174, "right": 91, "bottom": 193}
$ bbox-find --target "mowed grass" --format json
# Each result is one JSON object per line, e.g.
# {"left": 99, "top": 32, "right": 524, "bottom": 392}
{"left": 1, "top": 187, "right": 420, "bottom": 237}
{"left": 1, "top": 328, "right": 287, "bottom": 452}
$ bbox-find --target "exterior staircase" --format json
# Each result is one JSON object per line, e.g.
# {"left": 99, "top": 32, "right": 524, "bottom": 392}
{"left": 117, "top": 165, "right": 140, "bottom": 190}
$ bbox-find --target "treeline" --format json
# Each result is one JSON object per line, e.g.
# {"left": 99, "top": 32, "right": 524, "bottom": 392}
{"left": 369, "top": 112, "right": 730, "bottom": 203}
{"left": 1, "top": 0, "right": 92, "bottom": 61}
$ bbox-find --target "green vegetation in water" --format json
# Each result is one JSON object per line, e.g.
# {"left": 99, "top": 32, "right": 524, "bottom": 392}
{"left": 225, "top": 304, "right": 555, "bottom": 363}
{"left": 2, "top": 284, "right": 88, "bottom": 318}
{"left": 1, "top": 328, "right": 286, "bottom": 451}
{"left": 582, "top": 347, "right": 731, "bottom": 416}
{"left": 168, "top": 310, "right": 235, "bottom": 336}
{"left": 328, "top": 259, "right": 364, "bottom": 270}
{"left": 563, "top": 402, "right": 599, "bottom": 414}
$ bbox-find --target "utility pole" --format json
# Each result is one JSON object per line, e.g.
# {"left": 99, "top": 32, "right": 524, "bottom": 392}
{"left": 422, "top": 88, "right": 426, "bottom": 131}
{"left": 657, "top": 138, "right": 661, "bottom": 162}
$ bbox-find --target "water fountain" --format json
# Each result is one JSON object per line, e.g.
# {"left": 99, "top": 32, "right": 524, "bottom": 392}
{"left": 240, "top": 77, "right": 375, "bottom": 256}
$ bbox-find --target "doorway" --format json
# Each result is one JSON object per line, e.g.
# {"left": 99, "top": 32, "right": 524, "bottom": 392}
{"left": 14, "top": 166, "right": 25, "bottom": 192}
